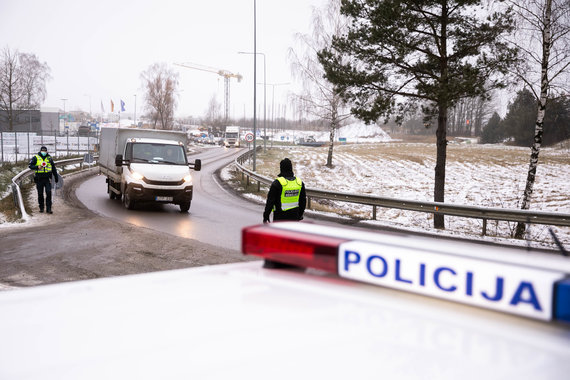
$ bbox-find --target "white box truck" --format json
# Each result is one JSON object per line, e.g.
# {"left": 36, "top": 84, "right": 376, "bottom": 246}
{"left": 223, "top": 126, "right": 240, "bottom": 147}
{"left": 99, "top": 127, "right": 201, "bottom": 212}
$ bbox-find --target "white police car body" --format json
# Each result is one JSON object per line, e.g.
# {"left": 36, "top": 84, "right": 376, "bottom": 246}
{"left": 0, "top": 222, "right": 569, "bottom": 379}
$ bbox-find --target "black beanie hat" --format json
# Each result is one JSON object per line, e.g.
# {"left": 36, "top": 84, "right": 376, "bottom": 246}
{"left": 280, "top": 158, "right": 293, "bottom": 173}
{"left": 40, "top": 146, "right": 48, "bottom": 151}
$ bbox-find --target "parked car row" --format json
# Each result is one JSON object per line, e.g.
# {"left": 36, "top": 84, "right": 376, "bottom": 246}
{"left": 188, "top": 136, "right": 224, "bottom": 145}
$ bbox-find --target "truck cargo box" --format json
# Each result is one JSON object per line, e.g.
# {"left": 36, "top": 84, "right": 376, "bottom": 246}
{"left": 99, "top": 128, "right": 188, "bottom": 173}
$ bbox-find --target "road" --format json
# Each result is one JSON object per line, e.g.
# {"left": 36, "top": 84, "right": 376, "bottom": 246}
{"left": 76, "top": 146, "right": 266, "bottom": 250}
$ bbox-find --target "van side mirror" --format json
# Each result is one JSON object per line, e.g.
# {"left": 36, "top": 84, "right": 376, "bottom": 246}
{"left": 190, "top": 159, "right": 201, "bottom": 171}
{"left": 115, "top": 154, "right": 123, "bottom": 167}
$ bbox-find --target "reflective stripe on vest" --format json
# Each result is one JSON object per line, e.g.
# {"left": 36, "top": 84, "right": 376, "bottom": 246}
{"left": 35, "top": 155, "right": 52, "bottom": 174}
{"left": 275, "top": 176, "right": 302, "bottom": 211}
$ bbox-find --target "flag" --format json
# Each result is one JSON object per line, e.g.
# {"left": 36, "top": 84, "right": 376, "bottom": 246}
{"left": 100, "top": 100, "right": 105, "bottom": 113}
{"left": 120, "top": 99, "right": 126, "bottom": 112}
{"left": 111, "top": 99, "right": 114, "bottom": 113}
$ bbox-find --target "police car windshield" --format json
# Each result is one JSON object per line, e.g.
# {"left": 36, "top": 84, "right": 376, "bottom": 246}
{"left": 129, "top": 143, "right": 187, "bottom": 165}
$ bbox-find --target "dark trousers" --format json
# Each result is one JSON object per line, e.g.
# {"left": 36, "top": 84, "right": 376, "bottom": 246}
{"left": 36, "top": 179, "right": 52, "bottom": 211}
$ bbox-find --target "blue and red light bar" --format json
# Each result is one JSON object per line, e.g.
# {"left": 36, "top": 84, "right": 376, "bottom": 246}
{"left": 242, "top": 222, "right": 570, "bottom": 323}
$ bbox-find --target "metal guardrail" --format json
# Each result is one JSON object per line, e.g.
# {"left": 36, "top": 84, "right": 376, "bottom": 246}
{"left": 11, "top": 155, "right": 98, "bottom": 220}
{"left": 234, "top": 149, "right": 570, "bottom": 235}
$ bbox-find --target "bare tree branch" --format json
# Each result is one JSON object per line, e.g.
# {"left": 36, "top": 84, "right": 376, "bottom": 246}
{"left": 140, "top": 63, "right": 179, "bottom": 130}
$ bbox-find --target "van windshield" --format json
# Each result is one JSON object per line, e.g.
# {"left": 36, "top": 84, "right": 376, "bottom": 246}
{"left": 127, "top": 143, "right": 187, "bottom": 165}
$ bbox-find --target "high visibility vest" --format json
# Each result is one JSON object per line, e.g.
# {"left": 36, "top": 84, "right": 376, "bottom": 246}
{"left": 35, "top": 155, "right": 52, "bottom": 174}
{"left": 275, "top": 176, "right": 302, "bottom": 211}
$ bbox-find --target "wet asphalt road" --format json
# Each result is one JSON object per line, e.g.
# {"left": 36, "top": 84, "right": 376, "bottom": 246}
{"left": 76, "top": 146, "right": 265, "bottom": 251}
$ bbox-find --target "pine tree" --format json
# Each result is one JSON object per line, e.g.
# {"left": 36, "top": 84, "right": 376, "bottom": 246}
{"left": 502, "top": 89, "right": 537, "bottom": 146}
{"left": 480, "top": 112, "right": 504, "bottom": 144}
{"left": 319, "top": 0, "right": 517, "bottom": 228}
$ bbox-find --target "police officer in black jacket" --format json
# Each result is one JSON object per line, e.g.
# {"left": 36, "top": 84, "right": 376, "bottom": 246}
{"left": 263, "top": 158, "right": 306, "bottom": 223}
{"left": 28, "top": 146, "right": 58, "bottom": 214}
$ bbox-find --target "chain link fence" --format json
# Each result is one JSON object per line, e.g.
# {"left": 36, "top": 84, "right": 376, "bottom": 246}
{"left": 0, "top": 130, "right": 100, "bottom": 164}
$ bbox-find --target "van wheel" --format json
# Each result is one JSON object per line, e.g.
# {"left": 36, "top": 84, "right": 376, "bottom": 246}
{"left": 180, "top": 202, "right": 191, "bottom": 213}
{"left": 123, "top": 192, "right": 135, "bottom": 210}
{"left": 108, "top": 184, "right": 116, "bottom": 199}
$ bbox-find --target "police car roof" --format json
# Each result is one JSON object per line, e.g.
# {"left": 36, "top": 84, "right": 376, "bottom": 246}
{"left": 0, "top": 255, "right": 569, "bottom": 378}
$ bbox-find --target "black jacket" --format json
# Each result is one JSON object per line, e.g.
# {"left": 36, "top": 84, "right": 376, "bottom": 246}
{"left": 29, "top": 152, "right": 57, "bottom": 181}
{"left": 263, "top": 171, "right": 306, "bottom": 222}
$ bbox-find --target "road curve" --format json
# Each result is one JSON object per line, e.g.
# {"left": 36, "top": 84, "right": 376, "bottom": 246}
{"left": 76, "top": 147, "right": 265, "bottom": 251}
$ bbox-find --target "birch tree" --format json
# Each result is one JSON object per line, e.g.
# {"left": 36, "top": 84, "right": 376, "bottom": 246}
{"left": 0, "top": 47, "right": 50, "bottom": 131}
{"left": 510, "top": 0, "right": 570, "bottom": 239}
{"left": 140, "top": 63, "right": 179, "bottom": 130}
{"left": 289, "top": 0, "right": 351, "bottom": 167}
{"left": 319, "top": 0, "right": 518, "bottom": 228}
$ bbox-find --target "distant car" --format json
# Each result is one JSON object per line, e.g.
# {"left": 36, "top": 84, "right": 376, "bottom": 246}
{"left": 297, "top": 135, "right": 326, "bottom": 147}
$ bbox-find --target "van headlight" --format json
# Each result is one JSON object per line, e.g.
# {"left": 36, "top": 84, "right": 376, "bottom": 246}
{"left": 131, "top": 171, "right": 144, "bottom": 180}
{"left": 184, "top": 174, "right": 192, "bottom": 183}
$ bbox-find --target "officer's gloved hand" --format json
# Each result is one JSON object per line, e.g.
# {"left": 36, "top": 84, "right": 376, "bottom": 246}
{"left": 54, "top": 174, "right": 59, "bottom": 183}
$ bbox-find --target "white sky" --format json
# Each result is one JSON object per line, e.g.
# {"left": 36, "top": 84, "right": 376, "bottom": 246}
{"left": 0, "top": 0, "right": 328, "bottom": 120}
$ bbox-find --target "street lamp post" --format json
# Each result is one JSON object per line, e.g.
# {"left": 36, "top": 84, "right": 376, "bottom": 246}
{"left": 264, "top": 82, "right": 289, "bottom": 148}
{"left": 236, "top": 0, "right": 258, "bottom": 170}
{"left": 61, "top": 98, "right": 68, "bottom": 156}
{"left": 238, "top": 50, "right": 266, "bottom": 153}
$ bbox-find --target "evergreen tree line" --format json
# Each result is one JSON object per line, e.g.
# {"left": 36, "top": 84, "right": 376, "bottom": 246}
{"left": 481, "top": 89, "right": 570, "bottom": 146}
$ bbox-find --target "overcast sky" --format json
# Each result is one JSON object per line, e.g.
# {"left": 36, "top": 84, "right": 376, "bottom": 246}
{"left": 1, "top": 0, "right": 328, "bottom": 120}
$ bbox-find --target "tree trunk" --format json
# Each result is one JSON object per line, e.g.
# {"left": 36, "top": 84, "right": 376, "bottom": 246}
{"left": 434, "top": 2, "right": 448, "bottom": 229}
{"left": 434, "top": 103, "right": 447, "bottom": 229}
{"left": 514, "top": 0, "right": 552, "bottom": 239}
{"left": 326, "top": 103, "right": 338, "bottom": 168}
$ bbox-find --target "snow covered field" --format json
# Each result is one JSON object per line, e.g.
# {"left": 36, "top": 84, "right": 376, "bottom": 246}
{"left": 235, "top": 124, "right": 570, "bottom": 249}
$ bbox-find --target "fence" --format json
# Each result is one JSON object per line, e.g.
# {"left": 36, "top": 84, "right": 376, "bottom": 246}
{"left": 0, "top": 131, "right": 99, "bottom": 164}
{"left": 11, "top": 156, "right": 98, "bottom": 220}
{"left": 234, "top": 148, "right": 570, "bottom": 236}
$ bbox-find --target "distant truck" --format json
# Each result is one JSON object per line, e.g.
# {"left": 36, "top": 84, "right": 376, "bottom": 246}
{"left": 297, "top": 135, "right": 326, "bottom": 147}
{"left": 78, "top": 123, "right": 98, "bottom": 136}
{"left": 223, "top": 126, "right": 240, "bottom": 147}
{"left": 99, "top": 127, "right": 201, "bottom": 212}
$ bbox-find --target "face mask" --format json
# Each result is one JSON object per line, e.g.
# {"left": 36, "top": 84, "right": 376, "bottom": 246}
{"left": 40, "top": 151, "right": 47, "bottom": 157}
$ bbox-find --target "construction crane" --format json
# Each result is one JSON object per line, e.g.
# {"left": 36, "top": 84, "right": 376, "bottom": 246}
{"left": 174, "top": 62, "right": 243, "bottom": 121}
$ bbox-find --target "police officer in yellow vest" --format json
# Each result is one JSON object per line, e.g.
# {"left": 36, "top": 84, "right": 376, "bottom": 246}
{"left": 28, "top": 146, "right": 58, "bottom": 214}
{"left": 263, "top": 158, "right": 306, "bottom": 223}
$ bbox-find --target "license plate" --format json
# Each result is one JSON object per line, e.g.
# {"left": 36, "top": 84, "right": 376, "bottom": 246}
{"left": 155, "top": 196, "right": 173, "bottom": 202}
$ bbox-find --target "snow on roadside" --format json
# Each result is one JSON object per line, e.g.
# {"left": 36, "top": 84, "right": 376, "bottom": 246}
{"left": 269, "top": 122, "right": 392, "bottom": 143}
{"left": 250, "top": 141, "right": 570, "bottom": 249}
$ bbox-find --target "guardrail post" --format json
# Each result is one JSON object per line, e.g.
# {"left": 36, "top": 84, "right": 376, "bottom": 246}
{"left": 482, "top": 219, "right": 487, "bottom": 236}
{"left": 257, "top": 180, "right": 260, "bottom": 192}
{"left": 308, "top": 197, "right": 311, "bottom": 209}
{"left": 11, "top": 183, "right": 19, "bottom": 208}
{"left": 246, "top": 175, "right": 250, "bottom": 188}
{"left": 372, "top": 205, "right": 377, "bottom": 220}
